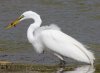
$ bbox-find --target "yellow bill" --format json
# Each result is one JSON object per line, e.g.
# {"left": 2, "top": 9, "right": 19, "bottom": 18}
{"left": 5, "top": 15, "right": 24, "bottom": 29}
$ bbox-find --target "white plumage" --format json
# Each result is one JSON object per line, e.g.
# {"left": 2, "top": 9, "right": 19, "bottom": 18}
{"left": 63, "top": 65, "right": 95, "bottom": 73}
{"left": 41, "top": 30, "right": 95, "bottom": 64}
{"left": 6, "top": 11, "right": 95, "bottom": 66}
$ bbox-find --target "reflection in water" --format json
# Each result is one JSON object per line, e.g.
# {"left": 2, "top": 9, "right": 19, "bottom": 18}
{"left": 56, "top": 65, "right": 95, "bottom": 73}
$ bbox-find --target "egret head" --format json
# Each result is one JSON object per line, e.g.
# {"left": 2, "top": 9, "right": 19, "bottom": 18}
{"left": 5, "top": 11, "right": 40, "bottom": 29}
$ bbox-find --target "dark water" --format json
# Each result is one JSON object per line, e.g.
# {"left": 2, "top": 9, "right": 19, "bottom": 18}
{"left": 1, "top": 0, "right": 100, "bottom": 43}
{"left": 0, "top": 0, "right": 100, "bottom": 73}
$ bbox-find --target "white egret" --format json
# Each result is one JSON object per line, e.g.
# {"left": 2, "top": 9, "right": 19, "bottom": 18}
{"left": 6, "top": 11, "right": 95, "bottom": 66}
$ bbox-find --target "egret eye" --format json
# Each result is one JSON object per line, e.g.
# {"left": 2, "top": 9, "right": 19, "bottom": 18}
{"left": 18, "top": 15, "right": 24, "bottom": 20}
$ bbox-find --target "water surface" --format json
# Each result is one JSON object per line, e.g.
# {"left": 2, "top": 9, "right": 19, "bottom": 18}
{"left": 0, "top": 0, "right": 100, "bottom": 73}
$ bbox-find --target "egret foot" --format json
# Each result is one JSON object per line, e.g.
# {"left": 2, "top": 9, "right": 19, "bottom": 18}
{"left": 59, "top": 60, "right": 66, "bottom": 68}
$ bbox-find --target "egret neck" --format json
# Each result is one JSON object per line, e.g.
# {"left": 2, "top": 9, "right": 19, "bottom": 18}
{"left": 27, "top": 14, "right": 42, "bottom": 43}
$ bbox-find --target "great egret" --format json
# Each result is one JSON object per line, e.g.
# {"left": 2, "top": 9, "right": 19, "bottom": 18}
{"left": 6, "top": 11, "right": 95, "bottom": 66}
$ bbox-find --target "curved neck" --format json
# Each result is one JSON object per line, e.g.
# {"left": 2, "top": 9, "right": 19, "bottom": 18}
{"left": 27, "top": 15, "right": 42, "bottom": 43}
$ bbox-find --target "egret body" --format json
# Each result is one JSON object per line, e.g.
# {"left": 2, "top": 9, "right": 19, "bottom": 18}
{"left": 6, "top": 11, "right": 95, "bottom": 66}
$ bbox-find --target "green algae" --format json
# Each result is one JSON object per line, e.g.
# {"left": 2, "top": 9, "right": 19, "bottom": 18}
{"left": 95, "top": 64, "right": 100, "bottom": 72}
{"left": 0, "top": 63, "right": 75, "bottom": 72}
{"left": 0, "top": 63, "right": 99, "bottom": 73}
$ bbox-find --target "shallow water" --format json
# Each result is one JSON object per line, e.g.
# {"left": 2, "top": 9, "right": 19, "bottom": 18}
{"left": 0, "top": 0, "right": 100, "bottom": 73}
{"left": 0, "top": 64, "right": 98, "bottom": 73}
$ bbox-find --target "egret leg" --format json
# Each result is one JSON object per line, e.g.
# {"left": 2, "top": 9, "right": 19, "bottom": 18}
{"left": 59, "top": 59, "right": 66, "bottom": 68}
{"left": 54, "top": 53, "right": 66, "bottom": 68}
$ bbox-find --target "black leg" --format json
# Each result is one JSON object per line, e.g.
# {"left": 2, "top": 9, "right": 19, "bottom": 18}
{"left": 59, "top": 60, "right": 66, "bottom": 68}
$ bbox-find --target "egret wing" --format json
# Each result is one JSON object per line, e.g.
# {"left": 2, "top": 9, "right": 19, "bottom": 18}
{"left": 41, "top": 30, "right": 95, "bottom": 64}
